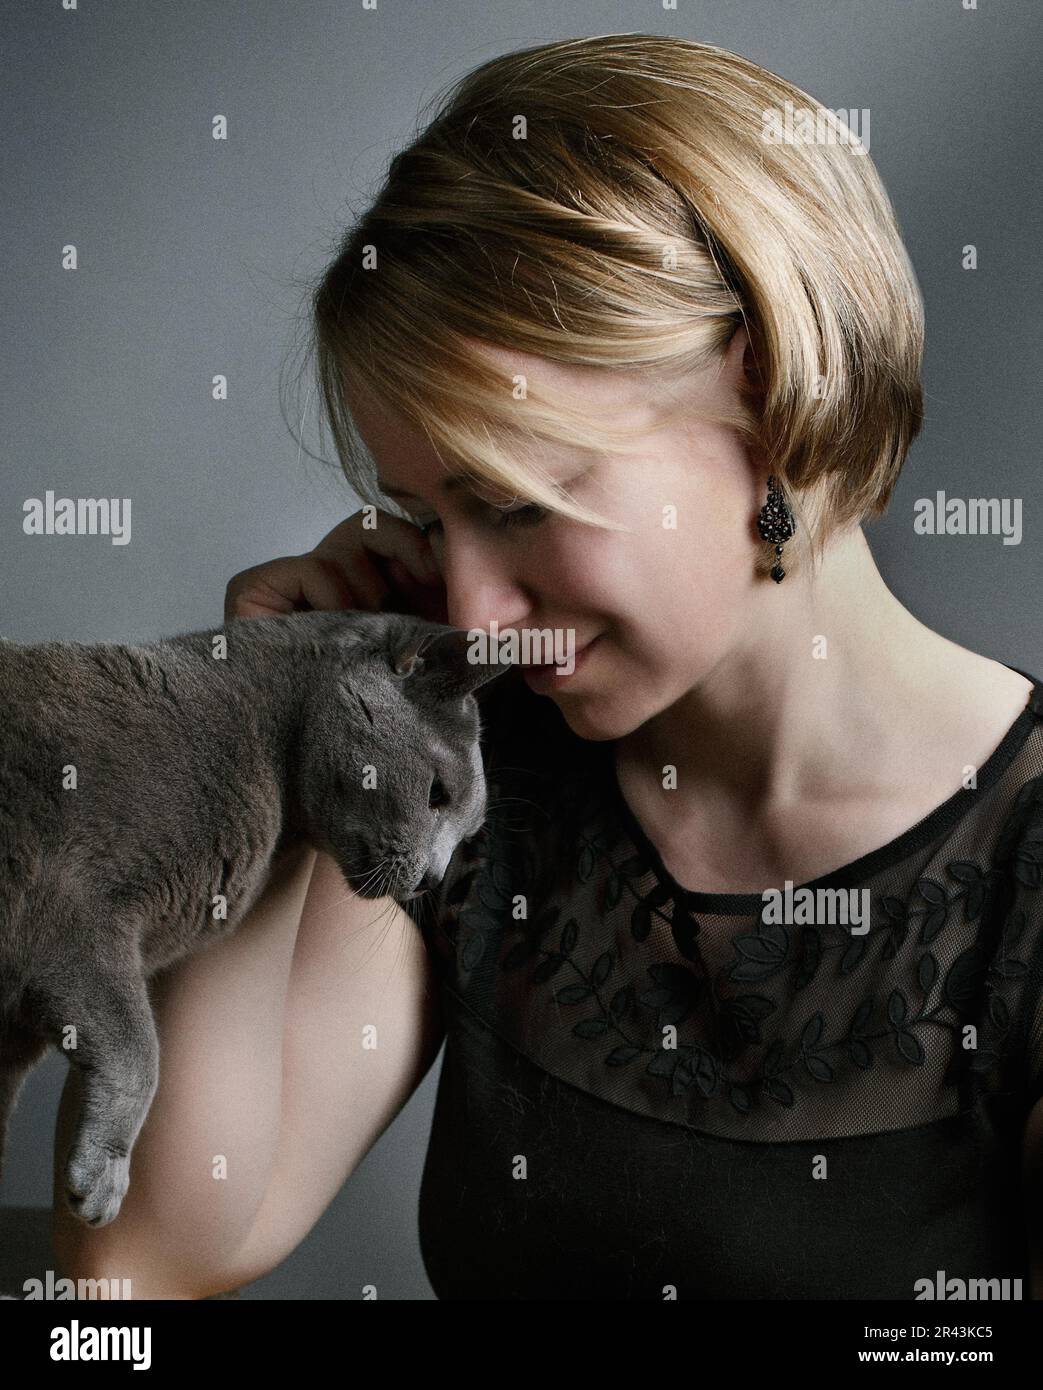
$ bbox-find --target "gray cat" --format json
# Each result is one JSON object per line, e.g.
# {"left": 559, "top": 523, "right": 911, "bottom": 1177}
{"left": 0, "top": 609, "right": 502, "bottom": 1227}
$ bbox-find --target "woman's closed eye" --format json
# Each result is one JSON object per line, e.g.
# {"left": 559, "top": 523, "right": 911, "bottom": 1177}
{"left": 417, "top": 502, "right": 547, "bottom": 539}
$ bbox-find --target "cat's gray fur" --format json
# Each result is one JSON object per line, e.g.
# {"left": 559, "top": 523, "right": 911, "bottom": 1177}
{"left": 0, "top": 609, "right": 502, "bottom": 1227}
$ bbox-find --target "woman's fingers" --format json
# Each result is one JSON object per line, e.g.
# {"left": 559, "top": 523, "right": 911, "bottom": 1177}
{"left": 314, "top": 510, "right": 441, "bottom": 587}
{"left": 224, "top": 509, "right": 444, "bottom": 623}
{"left": 224, "top": 554, "right": 362, "bottom": 620}
{"left": 379, "top": 557, "right": 449, "bottom": 623}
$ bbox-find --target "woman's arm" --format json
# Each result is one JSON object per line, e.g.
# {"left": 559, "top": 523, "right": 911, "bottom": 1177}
{"left": 50, "top": 841, "right": 445, "bottom": 1298}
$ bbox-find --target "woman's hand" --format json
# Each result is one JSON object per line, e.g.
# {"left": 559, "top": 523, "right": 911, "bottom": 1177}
{"left": 223, "top": 510, "right": 447, "bottom": 623}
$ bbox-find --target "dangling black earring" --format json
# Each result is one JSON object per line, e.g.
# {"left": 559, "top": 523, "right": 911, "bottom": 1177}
{"left": 756, "top": 474, "right": 797, "bottom": 583}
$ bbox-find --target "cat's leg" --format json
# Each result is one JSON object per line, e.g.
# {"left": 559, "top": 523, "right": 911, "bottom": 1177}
{"left": 0, "top": 1030, "right": 49, "bottom": 1186}
{"left": 41, "top": 964, "right": 159, "bottom": 1228}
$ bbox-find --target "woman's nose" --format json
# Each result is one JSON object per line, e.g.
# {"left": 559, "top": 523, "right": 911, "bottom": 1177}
{"left": 441, "top": 537, "right": 532, "bottom": 635}
{"left": 446, "top": 599, "right": 528, "bottom": 637}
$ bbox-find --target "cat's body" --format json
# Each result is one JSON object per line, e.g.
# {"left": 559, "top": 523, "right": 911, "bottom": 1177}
{"left": 0, "top": 609, "right": 500, "bottom": 1227}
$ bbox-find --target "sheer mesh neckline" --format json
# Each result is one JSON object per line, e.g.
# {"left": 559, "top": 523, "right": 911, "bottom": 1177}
{"left": 601, "top": 664, "right": 1043, "bottom": 917}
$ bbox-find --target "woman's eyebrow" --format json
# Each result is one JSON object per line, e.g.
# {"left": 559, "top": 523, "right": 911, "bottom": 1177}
{"left": 376, "top": 475, "right": 472, "bottom": 502}
{"left": 378, "top": 461, "right": 587, "bottom": 504}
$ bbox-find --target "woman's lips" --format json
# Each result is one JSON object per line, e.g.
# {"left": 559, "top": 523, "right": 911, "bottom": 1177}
{"left": 521, "top": 636, "right": 599, "bottom": 690}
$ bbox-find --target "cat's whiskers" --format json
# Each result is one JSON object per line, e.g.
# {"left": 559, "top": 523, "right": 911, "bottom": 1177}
{"left": 313, "top": 854, "right": 404, "bottom": 954}
{"left": 372, "top": 860, "right": 417, "bottom": 982}
{"left": 484, "top": 795, "right": 542, "bottom": 816}
{"left": 482, "top": 795, "right": 547, "bottom": 836}
{"left": 328, "top": 872, "right": 420, "bottom": 982}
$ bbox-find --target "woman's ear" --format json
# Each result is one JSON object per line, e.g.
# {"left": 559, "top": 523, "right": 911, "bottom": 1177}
{"left": 721, "top": 322, "right": 761, "bottom": 390}
{"left": 722, "top": 321, "right": 768, "bottom": 418}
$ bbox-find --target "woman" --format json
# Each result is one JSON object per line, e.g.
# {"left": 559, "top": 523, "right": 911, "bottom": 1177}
{"left": 52, "top": 34, "right": 1043, "bottom": 1300}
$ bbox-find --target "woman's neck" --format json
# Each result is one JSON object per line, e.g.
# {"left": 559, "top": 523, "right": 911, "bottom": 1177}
{"left": 616, "top": 526, "right": 1029, "bottom": 821}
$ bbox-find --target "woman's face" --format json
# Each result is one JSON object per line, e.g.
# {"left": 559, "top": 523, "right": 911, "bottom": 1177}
{"left": 348, "top": 327, "right": 771, "bottom": 741}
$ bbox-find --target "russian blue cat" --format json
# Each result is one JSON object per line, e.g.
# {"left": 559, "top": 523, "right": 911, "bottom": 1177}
{"left": 0, "top": 610, "right": 500, "bottom": 1227}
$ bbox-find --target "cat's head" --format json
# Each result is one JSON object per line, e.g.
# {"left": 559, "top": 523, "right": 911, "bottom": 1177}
{"left": 292, "top": 611, "right": 506, "bottom": 902}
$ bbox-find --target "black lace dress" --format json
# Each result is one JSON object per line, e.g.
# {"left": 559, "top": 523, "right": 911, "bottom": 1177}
{"left": 403, "top": 664, "right": 1043, "bottom": 1300}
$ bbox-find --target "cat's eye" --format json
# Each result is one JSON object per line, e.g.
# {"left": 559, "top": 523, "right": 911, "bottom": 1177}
{"left": 429, "top": 776, "right": 450, "bottom": 810}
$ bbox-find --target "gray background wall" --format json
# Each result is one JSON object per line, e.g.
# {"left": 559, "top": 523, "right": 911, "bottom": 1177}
{"left": 2, "top": 0, "right": 1040, "bottom": 1298}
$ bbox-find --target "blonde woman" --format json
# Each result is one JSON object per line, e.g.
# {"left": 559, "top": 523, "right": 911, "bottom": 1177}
{"left": 53, "top": 34, "right": 1043, "bottom": 1301}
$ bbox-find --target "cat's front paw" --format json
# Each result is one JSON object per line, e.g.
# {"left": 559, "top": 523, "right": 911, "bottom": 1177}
{"left": 64, "top": 1141, "right": 131, "bottom": 1227}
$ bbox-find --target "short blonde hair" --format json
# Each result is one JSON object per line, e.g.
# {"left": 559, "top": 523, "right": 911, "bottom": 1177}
{"left": 298, "top": 33, "right": 924, "bottom": 579}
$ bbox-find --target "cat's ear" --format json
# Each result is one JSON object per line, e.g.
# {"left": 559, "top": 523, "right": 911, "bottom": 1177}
{"left": 391, "top": 631, "right": 433, "bottom": 678}
{"left": 390, "top": 626, "right": 506, "bottom": 699}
